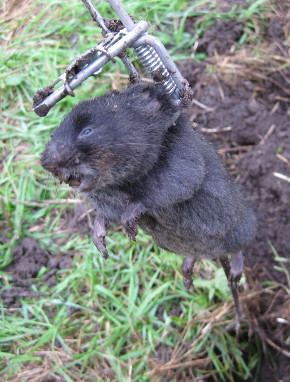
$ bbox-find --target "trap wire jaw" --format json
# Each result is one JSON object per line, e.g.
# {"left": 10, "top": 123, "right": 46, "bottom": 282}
{"left": 33, "top": 0, "right": 192, "bottom": 117}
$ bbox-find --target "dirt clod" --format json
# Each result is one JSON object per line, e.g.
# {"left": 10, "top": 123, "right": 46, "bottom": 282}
{"left": 1, "top": 238, "right": 72, "bottom": 305}
{"left": 33, "top": 86, "right": 54, "bottom": 107}
{"left": 5, "top": 238, "right": 50, "bottom": 281}
{"left": 198, "top": 19, "right": 244, "bottom": 56}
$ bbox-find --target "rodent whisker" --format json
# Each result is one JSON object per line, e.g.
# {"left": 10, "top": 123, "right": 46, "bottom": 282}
{"left": 106, "top": 143, "right": 168, "bottom": 149}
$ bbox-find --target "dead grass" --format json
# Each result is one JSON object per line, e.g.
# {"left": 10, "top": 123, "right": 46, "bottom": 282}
{"left": 4, "top": 346, "right": 115, "bottom": 382}
{"left": 207, "top": 46, "right": 290, "bottom": 97}
{"left": 199, "top": 2, "right": 290, "bottom": 97}
{"left": 2, "top": 274, "right": 289, "bottom": 382}
{"left": 0, "top": 0, "right": 32, "bottom": 22}
{"left": 0, "top": 0, "right": 38, "bottom": 43}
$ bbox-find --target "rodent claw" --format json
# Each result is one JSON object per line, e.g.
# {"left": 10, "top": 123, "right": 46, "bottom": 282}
{"left": 93, "top": 235, "right": 109, "bottom": 259}
{"left": 124, "top": 219, "right": 138, "bottom": 241}
{"left": 102, "top": 250, "right": 109, "bottom": 260}
{"left": 183, "top": 278, "right": 193, "bottom": 291}
{"left": 121, "top": 202, "right": 145, "bottom": 242}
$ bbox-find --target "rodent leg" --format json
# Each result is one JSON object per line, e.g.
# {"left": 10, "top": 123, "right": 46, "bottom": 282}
{"left": 220, "top": 251, "right": 244, "bottom": 333}
{"left": 93, "top": 216, "right": 108, "bottom": 260}
{"left": 121, "top": 201, "right": 146, "bottom": 242}
{"left": 181, "top": 256, "right": 195, "bottom": 290}
{"left": 230, "top": 251, "right": 244, "bottom": 284}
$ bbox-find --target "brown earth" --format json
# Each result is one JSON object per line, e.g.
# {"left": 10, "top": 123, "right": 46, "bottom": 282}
{"left": 179, "top": 5, "right": 290, "bottom": 280}
{"left": 177, "top": 11, "right": 290, "bottom": 382}
{"left": 181, "top": 69, "right": 290, "bottom": 281}
{"left": 1, "top": 237, "right": 73, "bottom": 307}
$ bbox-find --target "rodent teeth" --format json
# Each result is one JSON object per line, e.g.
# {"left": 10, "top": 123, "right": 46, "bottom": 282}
{"left": 67, "top": 179, "right": 81, "bottom": 186}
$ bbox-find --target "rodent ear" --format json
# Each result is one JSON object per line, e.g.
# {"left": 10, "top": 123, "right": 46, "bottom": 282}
{"left": 127, "top": 85, "right": 162, "bottom": 114}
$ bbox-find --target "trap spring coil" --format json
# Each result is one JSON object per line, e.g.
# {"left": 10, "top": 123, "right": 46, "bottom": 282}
{"left": 135, "top": 45, "right": 177, "bottom": 95}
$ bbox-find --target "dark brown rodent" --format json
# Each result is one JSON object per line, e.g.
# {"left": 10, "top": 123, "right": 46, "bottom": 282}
{"left": 41, "top": 83, "right": 256, "bottom": 323}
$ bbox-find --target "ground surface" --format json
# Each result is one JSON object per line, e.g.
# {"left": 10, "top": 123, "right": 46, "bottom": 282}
{"left": 179, "top": 9, "right": 290, "bottom": 380}
{"left": 180, "top": 60, "right": 290, "bottom": 280}
{"left": 1, "top": 0, "right": 290, "bottom": 381}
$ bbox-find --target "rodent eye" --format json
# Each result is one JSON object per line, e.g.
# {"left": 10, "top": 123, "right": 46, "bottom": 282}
{"left": 80, "top": 127, "right": 93, "bottom": 137}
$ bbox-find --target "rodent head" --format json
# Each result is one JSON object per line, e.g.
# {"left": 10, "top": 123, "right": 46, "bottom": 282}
{"left": 41, "top": 83, "right": 181, "bottom": 192}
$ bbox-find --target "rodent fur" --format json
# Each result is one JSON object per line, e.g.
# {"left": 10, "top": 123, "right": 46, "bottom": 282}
{"left": 41, "top": 83, "right": 256, "bottom": 261}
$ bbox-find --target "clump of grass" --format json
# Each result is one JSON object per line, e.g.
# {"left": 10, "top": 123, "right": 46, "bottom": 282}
{"left": 0, "top": 231, "right": 261, "bottom": 381}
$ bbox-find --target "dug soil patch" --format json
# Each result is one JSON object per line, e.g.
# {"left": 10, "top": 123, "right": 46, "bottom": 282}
{"left": 177, "top": 11, "right": 290, "bottom": 381}
{"left": 1, "top": 238, "right": 72, "bottom": 306}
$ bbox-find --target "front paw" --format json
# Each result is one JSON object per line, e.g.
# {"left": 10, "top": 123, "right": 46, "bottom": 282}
{"left": 121, "top": 202, "right": 145, "bottom": 242}
{"left": 122, "top": 217, "right": 138, "bottom": 241}
{"left": 93, "top": 216, "right": 108, "bottom": 259}
{"left": 93, "top": 235, "right": 108, "bottom": 260}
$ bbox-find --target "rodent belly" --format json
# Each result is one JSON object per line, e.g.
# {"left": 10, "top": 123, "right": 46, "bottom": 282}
{"left": 139, "top": 217, "right": 226, "bottom": 260}
{"left": 85, "top": 190, "right": 129, "bottom": 224}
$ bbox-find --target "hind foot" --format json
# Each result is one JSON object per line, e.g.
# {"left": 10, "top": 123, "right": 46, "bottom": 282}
{"left": 181, "top": 257, "right": 195, "bottom": 290}
{"left": 220, "top": 251, "right": 244, "bottom": 333}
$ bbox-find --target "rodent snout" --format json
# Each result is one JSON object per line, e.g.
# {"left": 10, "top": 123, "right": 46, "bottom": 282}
{"left": 41, "top": 142, "right": 82, "bottom": 187}
{"left": 41, "top": 143, "right": 63, "bottom": 172}
{"left": 41, "top": 143, "right": 78, "bottom": 171}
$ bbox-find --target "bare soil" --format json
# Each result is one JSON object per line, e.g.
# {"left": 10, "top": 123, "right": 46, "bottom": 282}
{"left": 179, "top": 5, "right": 290, "bottom": 280}
{"left": 181, "top": 70, "right": 290, "bottom": 280}
{"left": 177, "top": 11, "right": 290, "bottom": 381}
{"left": 1, "top": 237, "right": 72, "bottom": 307}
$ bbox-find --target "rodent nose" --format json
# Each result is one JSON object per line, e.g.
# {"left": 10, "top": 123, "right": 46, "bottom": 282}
{"left": 41, "top": 143, "right": 63, "bottom": 172}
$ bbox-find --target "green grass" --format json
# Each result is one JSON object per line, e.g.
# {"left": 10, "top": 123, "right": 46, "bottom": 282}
{"left": 0, "top": 0, "right": 281, "bottom": 380}
{"left": 0, "top": 232, "right": 257, "bottom": 381}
